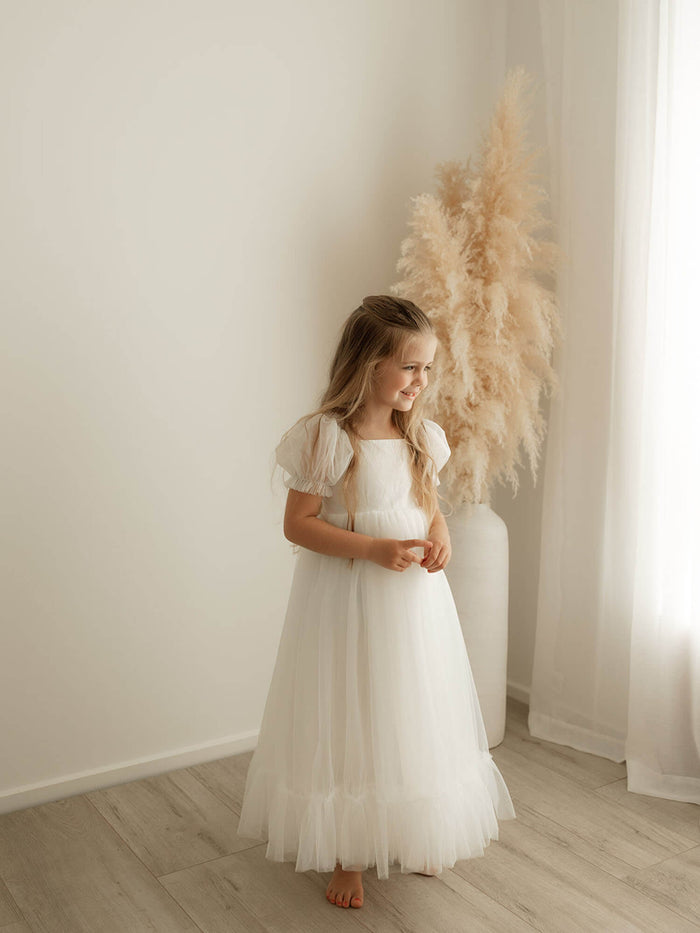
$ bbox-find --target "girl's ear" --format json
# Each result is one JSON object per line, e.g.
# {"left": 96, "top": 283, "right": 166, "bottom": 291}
{"left": 373, "top": 355, "right": 391, "bottom": 375}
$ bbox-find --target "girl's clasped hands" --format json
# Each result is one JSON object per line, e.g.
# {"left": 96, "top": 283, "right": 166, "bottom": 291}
{"left": 367, "top": 536, "right": 451, "bottom": 573}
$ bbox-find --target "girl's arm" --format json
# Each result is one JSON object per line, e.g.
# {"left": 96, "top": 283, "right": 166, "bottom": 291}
{"left": 283, "top": 489, "right": 375, "bottom": 560}
{"left": 428, "top": 507, "right": 449, "bottom": 538}
{"left": 422, "top": 506, "right": 452, "bottom": 571}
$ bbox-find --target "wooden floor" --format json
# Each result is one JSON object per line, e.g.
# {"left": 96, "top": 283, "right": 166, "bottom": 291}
{"left": 1, "top": 697, "right": 699, "bottom": 932}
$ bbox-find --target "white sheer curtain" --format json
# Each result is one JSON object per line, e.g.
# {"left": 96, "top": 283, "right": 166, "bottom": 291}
{"left": 531, "top": 0, "right": 700, "bottom": 803}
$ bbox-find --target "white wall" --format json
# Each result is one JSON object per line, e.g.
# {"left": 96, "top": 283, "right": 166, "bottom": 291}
{"left": 1, "top": 0, "right": 510, "bottom": 809}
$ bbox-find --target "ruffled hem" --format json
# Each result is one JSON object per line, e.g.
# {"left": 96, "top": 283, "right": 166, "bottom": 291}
{"left": 236, "top": 751, "right": 516, "bottom": 880}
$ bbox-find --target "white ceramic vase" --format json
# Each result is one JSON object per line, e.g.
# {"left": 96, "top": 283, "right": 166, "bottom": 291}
{"left": 443, "top": 502, "right": 509, "bottom": 748}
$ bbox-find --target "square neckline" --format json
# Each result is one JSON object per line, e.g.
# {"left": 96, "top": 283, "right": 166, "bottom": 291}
{"left": 332, "top": 417, "right": 406, "bottom": 442}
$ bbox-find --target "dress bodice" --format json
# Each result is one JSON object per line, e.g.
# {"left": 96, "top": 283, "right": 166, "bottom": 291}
{"left": 322, "top": 440, "right": 418, "bottom": 522}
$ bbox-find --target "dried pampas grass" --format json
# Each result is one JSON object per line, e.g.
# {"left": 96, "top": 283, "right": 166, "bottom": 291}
{"left": 390, "top": 67, "right": 563, "bottom": 510}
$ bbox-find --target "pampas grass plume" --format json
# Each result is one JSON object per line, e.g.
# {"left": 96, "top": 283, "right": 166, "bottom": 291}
{"left": 391, "top": 66, "right": 563, "bottom": 509}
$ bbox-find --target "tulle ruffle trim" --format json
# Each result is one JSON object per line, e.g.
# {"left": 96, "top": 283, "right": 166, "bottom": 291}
{"left": 236, "top": 751, "right": 516, "bottom": 880}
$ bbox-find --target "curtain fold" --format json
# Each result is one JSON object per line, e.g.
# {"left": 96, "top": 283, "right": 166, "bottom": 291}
{"left": 531, "top": 0, "right": 700, "bottom": 803}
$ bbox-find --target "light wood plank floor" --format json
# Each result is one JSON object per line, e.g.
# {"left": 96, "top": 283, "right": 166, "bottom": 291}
{"left": 1, "top": 697, "right": 699, "bottom": 932}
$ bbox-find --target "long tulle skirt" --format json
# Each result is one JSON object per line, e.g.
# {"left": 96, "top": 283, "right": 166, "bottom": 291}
{"left": 236, "top": 507, "right": 516, "bottom": 880}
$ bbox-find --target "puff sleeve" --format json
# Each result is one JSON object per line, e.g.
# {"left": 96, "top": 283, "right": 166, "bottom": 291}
{"left": 423, "top": 419, "right": 451, "bottom": 486}
{"left": 275, "top": 412, "right": 354, "bottom": 497}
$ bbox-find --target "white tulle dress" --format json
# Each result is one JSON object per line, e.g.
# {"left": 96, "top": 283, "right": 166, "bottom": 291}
{"left": 236, "top": 412, "right": 516, "bottom": 880}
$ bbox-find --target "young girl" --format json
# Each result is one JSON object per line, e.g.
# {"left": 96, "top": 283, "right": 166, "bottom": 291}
{"left": 236, "top": 295, "right": 516, "bottom": 909}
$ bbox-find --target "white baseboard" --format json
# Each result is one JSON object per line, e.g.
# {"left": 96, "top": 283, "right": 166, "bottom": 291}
{"left": 0, "top": 729, "right": 260, "bottom": 816}
{"left": 506, "top": 679, "right": 531, "bottom": 706}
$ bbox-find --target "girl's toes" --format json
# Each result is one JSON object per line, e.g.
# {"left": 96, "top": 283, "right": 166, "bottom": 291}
{"left": 351, "top": 894, "right": 363, "bottom": 907}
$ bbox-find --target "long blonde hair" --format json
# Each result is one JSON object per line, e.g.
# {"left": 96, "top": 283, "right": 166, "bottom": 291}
{"left": 279, "top": 296, "right": 452, "bottom": 559}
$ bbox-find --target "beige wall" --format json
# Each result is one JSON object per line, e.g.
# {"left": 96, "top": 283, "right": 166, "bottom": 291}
{"left": 1, "top": 0, "right": 510, "bottom": 808}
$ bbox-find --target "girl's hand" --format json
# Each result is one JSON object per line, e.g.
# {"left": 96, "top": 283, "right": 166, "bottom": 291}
{"left": 368, "top": 538, "right": 433, "bottom": 573}
{"left": 421, "top": 532, "right": 452, "bottom": 572}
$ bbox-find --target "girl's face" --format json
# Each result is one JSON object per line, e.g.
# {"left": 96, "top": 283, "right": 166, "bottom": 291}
{"left": 371, "top": 333, "right": 438, "bottom": 412}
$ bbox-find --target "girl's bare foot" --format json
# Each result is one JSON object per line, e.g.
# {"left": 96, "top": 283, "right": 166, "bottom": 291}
{"left": 326, "top": 861, "right": 364, "bottom": 908}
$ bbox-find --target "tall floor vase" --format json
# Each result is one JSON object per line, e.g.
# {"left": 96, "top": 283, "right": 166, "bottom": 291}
{"left": 443, "top": 502, "right": 509, "bottom": 748}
